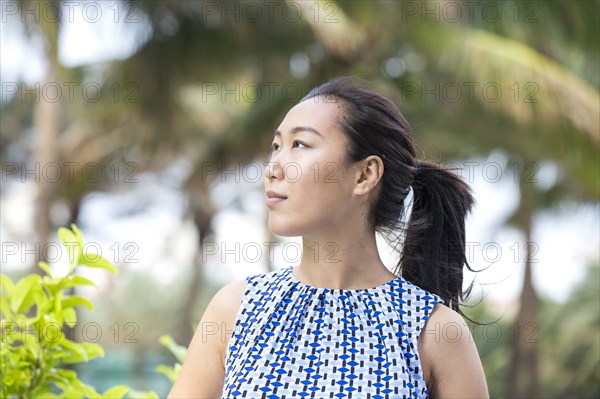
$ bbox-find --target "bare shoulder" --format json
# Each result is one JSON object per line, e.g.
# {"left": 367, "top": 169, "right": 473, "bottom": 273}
{"left": 424, "top": 302, "right": 470, "bottom": 334}
{"left": 210, "top": 277, "right": 248, "bottom": 343}
{"left": 418, "top": 303, "right": 489, "bottom": 398}
{"left": 419, "top": 303, "right": 472, "bottom": 370}
{"left": 167, "top": 277, "right": 248, "bottom": 399}
{"left": 211, "top": 277, "right": 248, "bottom": 316}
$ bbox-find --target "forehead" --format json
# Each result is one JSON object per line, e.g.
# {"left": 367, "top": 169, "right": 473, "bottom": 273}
{"left": 277, "top": 97, "right": 344, "bottom": 134}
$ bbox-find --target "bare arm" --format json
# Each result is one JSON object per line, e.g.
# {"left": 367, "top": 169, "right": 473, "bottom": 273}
{"left": 418, "top": 303, "right": 489, "bottom": 399}
{"left": 168, "top": 278, "right": 247, "bottom": 399}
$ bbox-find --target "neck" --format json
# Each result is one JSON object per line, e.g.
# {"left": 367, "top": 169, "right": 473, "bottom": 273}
{"left": 297, "top": 227, "right": 397, "bottom": 290}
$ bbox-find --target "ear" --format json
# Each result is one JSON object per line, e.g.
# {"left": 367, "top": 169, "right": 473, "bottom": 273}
{"left": 353, "top": 155, "right": 384, "bottom": 196}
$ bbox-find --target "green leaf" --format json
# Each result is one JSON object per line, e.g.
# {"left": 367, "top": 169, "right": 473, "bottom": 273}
{"left": 0, "top": 273, "right": 15, "bottom": 294}
{"left": 155, "top": 365, "right": 180, "bottom": 384}
{"left": 36, "top": 317, "right": 62, "bottom": 346}
{"left": 32, "top": 289, "right": 50, "bottom": 321}
{"left": 80, "top": 342, "right": 105, "bottom": 360}
{"left": 102, "top": 385, "right": 129, "bottom": 399}
{"left": 56, "top": 338, "right": 90, "bottom": 363}
{"left": 58, "top": 226, "right": 82, "bottom": 270}
{"left": 62, "top": 275, "right": 97, "bottom": 289}
{"left": 0, "top": 297, "right": 11, "bottom": 319}
{"left": 58, "top": 226, "right": 77, "bottom": 246}
{"left": 80, "top": 253, "right": 118, "bottom": 274}
{"left": 38, "top": 261, "right": 53, "bottom": 277}
{"left": 62, "top": 296, "right": 94, "bottom": 310}
{"left": 56, "top": 368, "right": 78, "bottom": 380}
{"left": 11, "top": 274, "right": 41, "bottom": 314}
{"left": 159, "top": 335, "right": 187, "bottom": 363}
{"left": 70, "top": 223, "right": 85, "bottom": 249}
{"left": 54, "top": 290, "right": 64, "bottom": 325}
{"left": 0, "top": 275, "right": 15, "bottom": 319}
{"left": 42, "top": 276, "right": 62, "bottom": 297}
{"left": 54, "top": 338, "right": 105, "bottom": 364}
{"left": 63, "top": 307, "right": 77, "bottom": 326}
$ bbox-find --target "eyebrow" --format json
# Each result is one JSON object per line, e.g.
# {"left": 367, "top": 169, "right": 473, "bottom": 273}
{"left": 273, "top": 126, "right": 323, "bottom": 138}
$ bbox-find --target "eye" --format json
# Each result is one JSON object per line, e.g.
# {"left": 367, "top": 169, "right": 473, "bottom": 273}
{"left": 292, "top": 140, "right": 307, "bottom": 149}
{"left": 270, "top": 142, "right": 280, "bottom": 151}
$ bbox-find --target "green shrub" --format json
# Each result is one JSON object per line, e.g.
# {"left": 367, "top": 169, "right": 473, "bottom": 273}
{"left": 0, "top": 224, "right": 159, "bottom": 399}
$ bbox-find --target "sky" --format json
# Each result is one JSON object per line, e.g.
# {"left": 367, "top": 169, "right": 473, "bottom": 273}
{"left": 1, "top": 2, "right": 598, "bottom": 311}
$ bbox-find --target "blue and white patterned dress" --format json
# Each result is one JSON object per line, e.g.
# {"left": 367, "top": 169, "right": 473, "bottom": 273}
{"left": 221, "top": 265, "right": 443, "bottom": 399}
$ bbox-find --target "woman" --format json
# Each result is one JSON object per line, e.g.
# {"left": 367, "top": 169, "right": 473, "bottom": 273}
{"left": 169, "top": 77, "right": 489, "bottom": 398}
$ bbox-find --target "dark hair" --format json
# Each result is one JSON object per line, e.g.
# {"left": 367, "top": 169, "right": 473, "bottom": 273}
{"left": 301, "top": 76, "right": 477, "bottom": 319}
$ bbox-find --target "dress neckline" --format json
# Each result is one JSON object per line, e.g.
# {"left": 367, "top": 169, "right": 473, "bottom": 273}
{"left": 285, "top": 265, "right": 403, "bottom": 293}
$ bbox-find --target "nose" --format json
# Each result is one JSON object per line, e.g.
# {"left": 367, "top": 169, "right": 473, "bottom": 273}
{"left": 264, "top": 158, "right": 284, "bottom": 182}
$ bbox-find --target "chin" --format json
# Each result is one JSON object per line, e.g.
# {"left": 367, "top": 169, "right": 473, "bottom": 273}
{"left": 267, "top": 225, "right": 300, "bottom": 237}
{"left": 267, "top": 218, "right": 306, "bottom": 237}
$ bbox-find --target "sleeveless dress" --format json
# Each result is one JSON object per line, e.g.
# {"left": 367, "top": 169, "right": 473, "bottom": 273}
{"left": 221, "top": 265, "right": 444, "bottom": 399}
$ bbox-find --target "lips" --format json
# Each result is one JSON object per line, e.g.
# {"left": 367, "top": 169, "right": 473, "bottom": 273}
{"left": 266, "top": 190, "right": 287, "bottom": 206}
{"left": 266, "top": 190, "right": 287, "bottom": 199}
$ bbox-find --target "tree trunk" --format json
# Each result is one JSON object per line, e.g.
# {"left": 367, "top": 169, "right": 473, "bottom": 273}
{"left": 506, "top": 223, "right": 540, "bottom": 397}
{"left": 175, "top": 193, "right": 214, "bottom": 346}
{"left": 32, "top": 63, "right": 62, "bottom": 272}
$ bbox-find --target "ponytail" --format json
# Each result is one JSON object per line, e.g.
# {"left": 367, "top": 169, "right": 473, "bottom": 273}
{"left": 401, "top": 160, "right": 476, "bottom": 314}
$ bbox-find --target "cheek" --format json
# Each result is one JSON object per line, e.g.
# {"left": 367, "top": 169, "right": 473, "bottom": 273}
{"left": 296, "top": 162, "right": 352, "bottom": 207}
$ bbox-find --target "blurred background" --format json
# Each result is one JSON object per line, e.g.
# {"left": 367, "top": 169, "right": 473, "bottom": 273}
{"left": 1, "top": 0, "right": 598, "bottom": 397}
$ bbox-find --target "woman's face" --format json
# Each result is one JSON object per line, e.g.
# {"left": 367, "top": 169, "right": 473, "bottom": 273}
{"left": 264, "top": 97, "right": 361, "bottom": 237}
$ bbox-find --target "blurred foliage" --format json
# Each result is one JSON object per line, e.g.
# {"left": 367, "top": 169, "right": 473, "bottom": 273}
{"left": 539, "top": 262, "right": 600, "bottom": 397}
{"left": 468, "top": 261, "right": 600, "bottom": 397}
{"left": 0, "top": 224, "right": 159, "bottom": 399}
